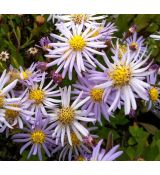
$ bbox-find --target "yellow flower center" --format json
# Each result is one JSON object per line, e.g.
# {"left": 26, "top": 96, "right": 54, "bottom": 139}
{"left": 22, "top": 70, "right": 32, "bottom": 80}
{"left": 109, "top": 65, "right": 131, "bottom": 87}
{"left": 77, "top": 156, "right": 85, "bottom": 161}
{"left": 58, "top": 107, "right": 75, "bottom": 125}
{"left": 69, "top": 35, "right": 86, "bottom": 51}
{"left": 5, "top": 104, "right": 20, "bottom": 119}
{"left": 29, "top": 89, "right": 45, "bottom": 104}
{"left": 0, "top": 94, "right": 4, "bottom": 108}
{"left": 90, "top": 88, "right": 104, "bottom": 102}
{"left": 71, "top": 14, "right": 88, "bottom": 25}
{"left": 31, "top": 130, "right": 45, "bottom": 144}
{"left": 71, "top": 133, "right": 80, "bottom": 146}
{"left": 130, "top": 42, "right": 138, "bottom": 51}
{"left": 118, "top": 45, "right": 127, "bottom": 60}
{"left": 8, "top": 70, "right": 20, "bottom": 82}
{"left": 149, "top": 87, "right": 159, "bottom": 102}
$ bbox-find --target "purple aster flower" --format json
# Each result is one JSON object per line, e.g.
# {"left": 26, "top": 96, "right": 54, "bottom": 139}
{"left": 19, "top": 63, "right": 43, "bottom": 86}
{"left": 12, "top": 111, "right": 55, "bottom": 160}
{"left": 26, "top": 72, "right": 60, "bottom": 115}
{"left": 0, "top": 89, "right": 34, "bottom": 134}
{"left": 89, "top": 139, "right": 123, "bottom": 161}
{"left": 88, "top": 47, "right": 153, "bottom": 115}
{"left": 73, "top": 75, "right": 113, "bottom": 124}
{"left": 125, "top": 32, "right": 146, "bottom": 54}
{"left": 91, "top": 20, "right": 117, "bottom": 42}
{"left": 48, "top": 86, "right": 96, "bottom": 147}
{"left": 146, "top": 70, "right": 160, "bottom": 110}
{"left": 45, "top": 23, "right": 106, "bottom": 80}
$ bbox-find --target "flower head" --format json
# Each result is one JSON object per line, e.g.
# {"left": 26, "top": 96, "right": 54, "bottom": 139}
{"left": 89, "top": 47, "right": 153, "bottom": 115}
{"left": 49, "top": 86, "right": 95, "bottom": 146}
{"left": 27, "top": 72, "right": 60, "bottom": 115}
{"left": 73, "top": 75, "right": 113, "bottom": 123}
{"left": 55, "top": 14, "right": 107, "bottom": 28}
{"left": 12, "top": 111, "right": 55, "bottom": 160}
{"left": 0, "top": 51, "right": 9, "bottom": 61}
{"left": 45, "top": 23, "right": 106, "bottom": 80}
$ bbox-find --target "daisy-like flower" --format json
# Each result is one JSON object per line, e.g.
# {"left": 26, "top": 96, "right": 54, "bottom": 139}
{"left": 90, "top": 139, "right": 123, "bottom": 161}
{"left": 55, "top": 14, "right": 107, "bottom": 28}
{"left": 147, "top": 70, "right": 160, "bottom": 110}
{"left": 45, "top": 23, "right": 106, "bottom": 80}
{"left": 89, "top": 47, "right": 153, "bottom": 115}
{"left": 19, "top": 63, "right": 43, "bottom": 86}
{"left": 49, "top": 86, "right": 96, "bottom": 146}
{"left": 0, "top": 51, "right": 9, "bottom": 62}
{"left": 90, "top": 20, "right": 117, "bottom": 42}
{"left": 12, "top": 111, "right": 55, "bottom": 160}
{"left": 0, "top": 90, "right": 34, "bottom": 133}
{"left": 0, "top": 70, "right": 20, "bottom": 111}
{"left": 27, "top": 72, "right": 60, "bottom": 115}
{"left": 52, "top": 133, "right": 91, "bottom": 161}
{"left": 125, "top": 32, "right": 146, "bottom": 54}
{"left": 73, "top": 76, "right": 113, "bottom": 124}
{"left": 53, "top": 127, "right": 98, "bottom": 161}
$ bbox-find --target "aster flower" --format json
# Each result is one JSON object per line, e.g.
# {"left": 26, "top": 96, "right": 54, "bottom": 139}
{"left": 0, "top": 89, "right": 34, "bottom": 133}
{"left": 89, "top": 47, "right": 153, "bottom": 115}
{"left": 73, "top": 76, "right": 113, "bottom": 124}
{"left": 91, "top": 20, "right": 117, "bottom": 42}
{"left": 125, "top": 32, "right": 146, "bottom": 55}
{"left": 90, "top": 139, "right": 123, "bottom": 161}
{"left": 0, "top": 51, "right": 9, "bottom": 61}
{"left": 19, "top": 63, "right": 43, "bottom": 86}
{"left": 52, "top": 133, "right": 91, "bottom": 161}
{"left": 147, "top": 70, "right": 160, "bottom": 110}
{"left": 49, "top": 86, "right": 96, "bottom": 146}
{"left": 12, "top": 111, "right": 55, "bottom": 160}
{"left": 45, "top": 23, "right": 106, "bottom": 80}
{"left": 0, "top": 70, "right": 20, "bottom": 111}
{"left": 55, "top": 14, "right": 107, "bottom": 28}
{"left": 27, "top": 72, "right": 60, "bottom": 115}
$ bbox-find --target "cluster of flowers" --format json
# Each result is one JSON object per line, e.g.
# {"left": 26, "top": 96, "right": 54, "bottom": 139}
{"left": 0, "top": 14, "right": 159, "bottom": 161}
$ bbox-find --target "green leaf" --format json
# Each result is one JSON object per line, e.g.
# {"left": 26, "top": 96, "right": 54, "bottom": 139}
{"left": 138, "top": 122, "right": 158, "bottom": 135}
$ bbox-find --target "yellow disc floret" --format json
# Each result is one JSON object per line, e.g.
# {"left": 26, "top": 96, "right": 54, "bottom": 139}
{"left": 58, "top": 107, "right": 75, "bottom": 125}
{"left": 90, "top": 88, "right": 104, "bottom": 102}
{"left": 29, "top": 89, "right": 45, "bottom": 104}
{"left": 71, "top": 133, "right": 80, "bottom": 146}
{"left": 5, "top": 104, "right": 19, "bottom": 119}
{"left": 31, "top": 130, "right": 45, "bottom": 144}
{"left": 0, "top": 94, "right": 4, "bottom": 108}
{"left": 69, "top": 35, "right": 86, "bottom": 51}
{"left": 118, "top": 45, "right": 127, "bottom": 60}
{"left": 71, "top": 14, "right": 88, "bottom": 25}
{"left": 22, "top": 70, "right": 32, "bottom": 80}
{"left": 109, "top": 65, "right": 131, "bottom": 87}
{"left": 149, "top": 87, "right": 159, "bottom": 102}
{"left": 130, "top": 42, "right": 138, "bottom": 51}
